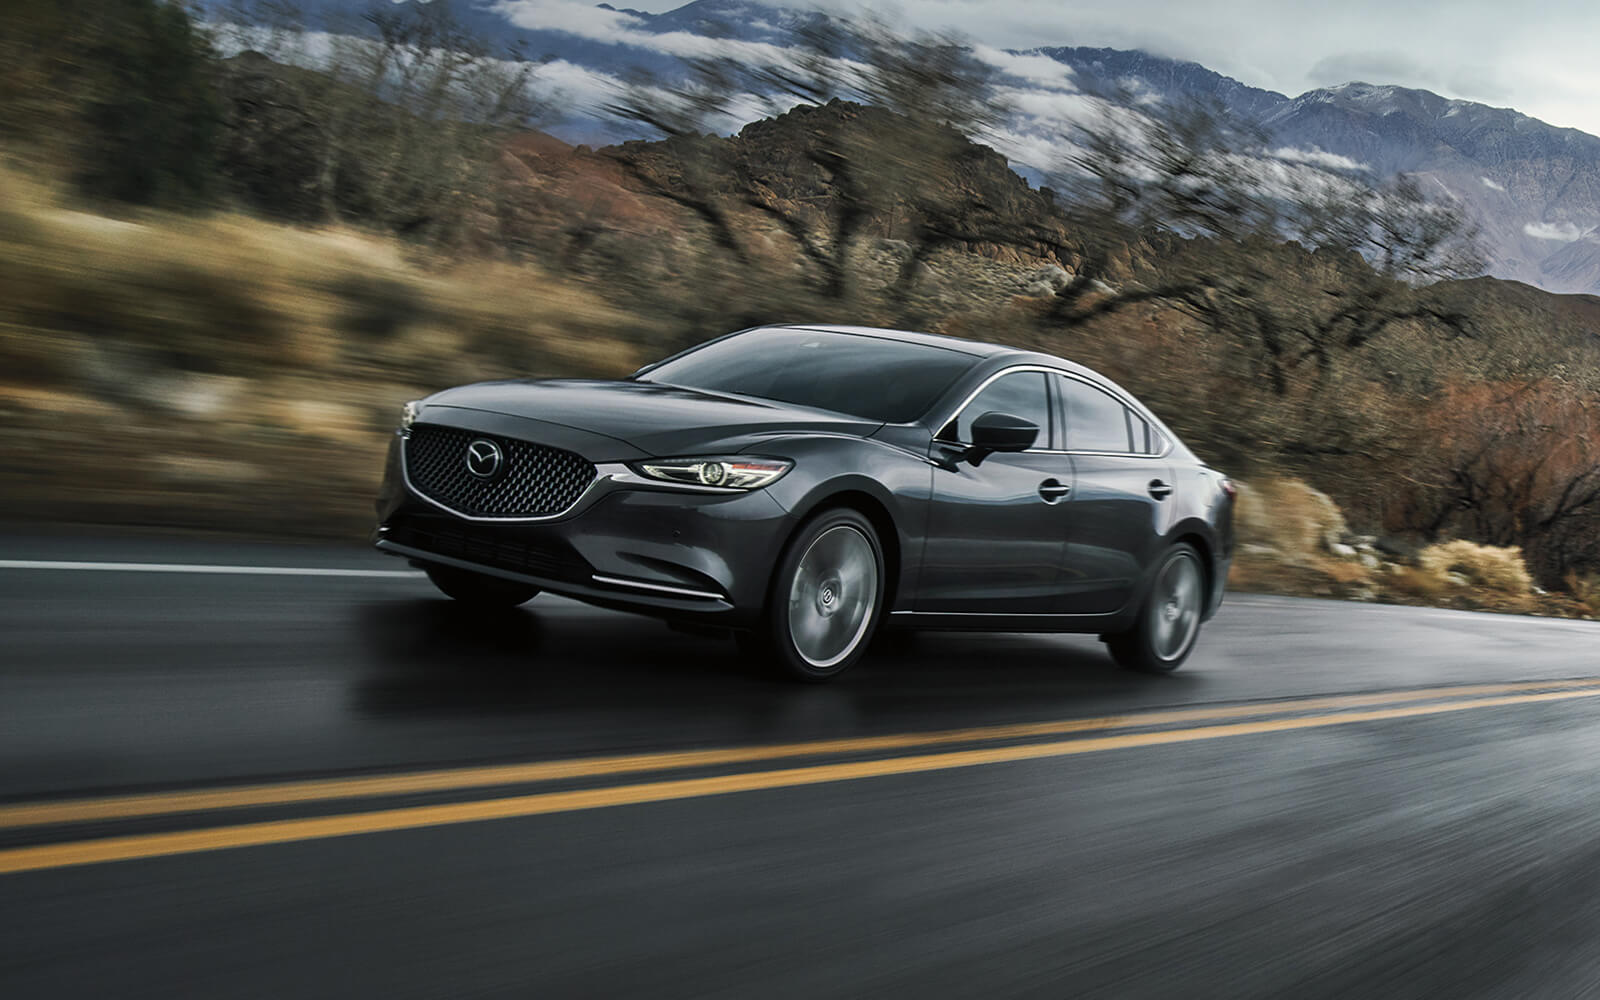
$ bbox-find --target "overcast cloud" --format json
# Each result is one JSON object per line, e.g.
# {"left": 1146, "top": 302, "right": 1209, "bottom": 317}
{"left": 604, "top": 0, "right": 1600, "bottom": 138}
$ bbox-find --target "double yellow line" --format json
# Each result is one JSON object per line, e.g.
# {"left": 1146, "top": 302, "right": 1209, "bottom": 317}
{"left": 3, "top": 678, "right": 1598, "bottom": 876}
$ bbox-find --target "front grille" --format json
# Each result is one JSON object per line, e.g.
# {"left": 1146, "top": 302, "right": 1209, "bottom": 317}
{"left": 384, "top": 516, "right": 594, "bottom": 583}
{"left": 403, "top": 425, "right": 596, "bottom": 518}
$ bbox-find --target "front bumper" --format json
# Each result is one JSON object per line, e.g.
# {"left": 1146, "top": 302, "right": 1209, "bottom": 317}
{"left": 374, "top": 433, "right": 795, "bottom": 625}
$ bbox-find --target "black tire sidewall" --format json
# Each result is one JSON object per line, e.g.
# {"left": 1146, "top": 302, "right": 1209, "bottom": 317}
{"left": 1112, "top": 543, "right": 1202, "bottom": 673}
{"left": 763, "top": 508, "right": 886, "bottom": 681}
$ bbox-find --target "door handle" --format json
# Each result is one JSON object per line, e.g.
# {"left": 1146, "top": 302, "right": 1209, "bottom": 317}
{"left": 1148, "top": 479, "right": 1173, "bottom": 501}
{"left": 1039, "top": 479, "right": 1072, "bottom": 503}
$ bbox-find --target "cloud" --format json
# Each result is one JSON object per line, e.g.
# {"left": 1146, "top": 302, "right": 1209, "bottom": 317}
{"left": 1481, "top": 177, "right": 1505, "bottom": 192}
{"left": 1306, "top": 49, "right": 1436, "bottom": 88}
{"left": 529, "top": 58, "right": 627, "bottom": 109}
{"left": 972, "top": 45, "right": 1075, "bottom": 89}
{"left": 1002, "top": 88, "right": 1112, "bottom": 123}
{"left": 1271, "top": 146, "right": 1365, "bottom": 171}
{"left": 1446, "top": 66, "right": 1512, "bottom": 103}
{"left": 492, "top": 0, "right": 643, "bottom": 38}
{"left": 1524, "top": 221, "right": 1584, "bottom": 242}
{"left": 494, "top": 0, "right": 798, "bottom": 66}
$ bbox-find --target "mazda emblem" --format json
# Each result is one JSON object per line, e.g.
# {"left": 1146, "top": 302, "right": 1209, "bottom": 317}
{"left": 465, "top": 438, "right": 503, "bottom": 480}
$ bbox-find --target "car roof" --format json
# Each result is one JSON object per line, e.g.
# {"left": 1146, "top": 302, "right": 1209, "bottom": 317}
{"left": 775, "top": 324, "right": 1011, "bottom": 358}
{"left": 775, "top": 324, "right": 1106, "bottom": 380}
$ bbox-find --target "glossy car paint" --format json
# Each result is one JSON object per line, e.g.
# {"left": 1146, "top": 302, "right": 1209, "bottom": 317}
{"left": 374, "top": 325, "right": 1234, "bottom": 637}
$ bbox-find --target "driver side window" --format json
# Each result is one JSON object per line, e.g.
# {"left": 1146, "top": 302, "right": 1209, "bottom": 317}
{"left": 943, "top": 371, "right": 1051, "bottom": 445}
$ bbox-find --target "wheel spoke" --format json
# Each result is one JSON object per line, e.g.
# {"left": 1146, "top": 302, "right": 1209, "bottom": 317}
{"left": 1152, "top": 552, "right": 1202, "bottom": 662}
{"left": 787, "top": 524, "right": 878, "bottom": 669}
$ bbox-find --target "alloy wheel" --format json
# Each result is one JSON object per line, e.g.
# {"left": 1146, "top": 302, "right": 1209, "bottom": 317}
{"left": 786, "top": 524, "right": 879, "bottom": 669}
{"left": 1150, "top": 549, "right": 1202, "bottom": 662}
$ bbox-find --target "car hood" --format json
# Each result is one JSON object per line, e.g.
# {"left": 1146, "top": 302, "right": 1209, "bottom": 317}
{"left": 421, "top": 379, "right": 883, "bottom": 460}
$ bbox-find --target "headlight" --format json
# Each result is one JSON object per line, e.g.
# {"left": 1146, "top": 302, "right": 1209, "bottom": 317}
{"left": 399, "top": 400, "right": 421, "bottom": 432}
{"left": 632, "top": 457, "right": 792, "bottom": 490}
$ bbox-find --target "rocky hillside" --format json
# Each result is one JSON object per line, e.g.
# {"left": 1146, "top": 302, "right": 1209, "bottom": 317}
{"left": 212, "top": 1, "right": 1600, "bottom": 293}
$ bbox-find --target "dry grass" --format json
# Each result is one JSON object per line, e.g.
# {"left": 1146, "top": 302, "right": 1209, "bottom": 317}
{"left": 0, "top": 168, "right": 646, "bottom": 381}
{"left": 1231, "top": 477, "right": 1348, "bottom": 560}
{"left": 0, "top": 167, "right": 648, "bottom": 537}
{"left": 1416, "top": 540, "right": 1534, "bottom": 596}
{"left": 1385, "top": 566, "right": 1451, "bottom": 601}
{"left": 1318, "top": 559, "right": 1370, "bottom": 586}
{"left": 1566, "top": 572, "right": 1600, "bottom": 614}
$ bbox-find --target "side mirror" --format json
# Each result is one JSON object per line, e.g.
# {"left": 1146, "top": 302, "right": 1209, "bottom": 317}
{"left": 967, "top": 411, "right": 1039, "bottom": 463}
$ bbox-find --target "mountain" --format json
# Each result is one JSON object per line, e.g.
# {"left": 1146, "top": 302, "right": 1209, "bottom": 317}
{"left": 1030, "top": 46, "right": 1289, "bottom": 119}
{"left": 1541, "top": 230, "right": 1600, "bottom": 291}
{"left": 1010, "top": 61, "right": 1600, "bottom": 292}
{"left": 209, "top": 0, "right": 1600, "bottom": 293}
{"left": 990, "top": 60, "right": 1600, "bottom": 295}
{"left": 1258, "top": 83, "right": 1600, "bottom": 292}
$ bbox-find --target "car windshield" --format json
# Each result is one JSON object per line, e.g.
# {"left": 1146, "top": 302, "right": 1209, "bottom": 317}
{"left": 639, "top": 328, "right": 980, "bottom": 423}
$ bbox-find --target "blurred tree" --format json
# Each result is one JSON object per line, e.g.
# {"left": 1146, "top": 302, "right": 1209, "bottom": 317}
{"left": 604, "top": 58, "right": 754, "bottom": 265}
{"left": 602, "top": 15, "right": 1015, "bottom": 301}
{"left": 745, "top": 19, "right": 1010, "bottom": 302}
{"left": 1042, "top": 97, "right": 1485, "bottom": 395}
{"left": 215, "top": 0, "right": 540, "bottom": 244}
{"left": 1397, "top": 380, "right": 1600, "bottom": 585}
{"left": 0, "top": 0, "right": 220, "bottom": 206}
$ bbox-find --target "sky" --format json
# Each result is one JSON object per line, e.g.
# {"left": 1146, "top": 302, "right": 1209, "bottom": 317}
{"left": 604, "top": 0, "right": 1600, "bottom": 138}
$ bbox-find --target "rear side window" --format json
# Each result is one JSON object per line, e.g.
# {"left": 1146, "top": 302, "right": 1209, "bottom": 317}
{"left": 944, "top": 371, "right": 1051, "bottom": 445}
{"left": 1129, "top": 411, "right": 1151, "bottom": 454}
{"left": 1058, "top": 377, "right": 1132, "bottom": 452}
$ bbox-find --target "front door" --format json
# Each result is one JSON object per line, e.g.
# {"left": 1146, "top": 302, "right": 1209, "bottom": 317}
{"left": 917, "top": 371, "right": 1075, "bottom": 614}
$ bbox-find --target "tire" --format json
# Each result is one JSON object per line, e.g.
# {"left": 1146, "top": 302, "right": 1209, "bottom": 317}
{"left": 1105, "top": 543, "right": 1205, "bottom": 674}
{"left": 424, "top": 564, "right": 540, "bottom": 609}
{"left": 746, "top": 508, "right": 886, "bottom": 681}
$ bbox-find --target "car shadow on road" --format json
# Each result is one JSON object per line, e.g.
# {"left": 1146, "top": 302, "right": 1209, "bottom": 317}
{"left": 346, "top": 598, "right": 1203, "bottom": 746}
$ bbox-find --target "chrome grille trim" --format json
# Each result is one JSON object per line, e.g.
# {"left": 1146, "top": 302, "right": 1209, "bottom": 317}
{"left": 401, "top": 425, "right": 598, "bottom": 522}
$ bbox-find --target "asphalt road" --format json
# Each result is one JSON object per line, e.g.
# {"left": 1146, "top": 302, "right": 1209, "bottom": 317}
{"left": 4, "top": 530, "right": 1600, "bottom": 998}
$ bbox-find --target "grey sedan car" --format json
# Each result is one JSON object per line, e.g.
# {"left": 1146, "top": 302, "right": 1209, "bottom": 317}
{"left": 375, "top": 324, "right": 1235, "bottom": 680}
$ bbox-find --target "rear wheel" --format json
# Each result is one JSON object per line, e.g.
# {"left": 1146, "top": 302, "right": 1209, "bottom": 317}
{"left": 1106, "top": 543, "right": 1204, "bottom": 673}
{"left": 424, "top": 564, "right": 540, "bottom": 609}
{"left": 746, "top": 509, "right": 885, "bottom": 681}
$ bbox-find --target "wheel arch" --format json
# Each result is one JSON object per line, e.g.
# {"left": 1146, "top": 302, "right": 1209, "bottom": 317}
{"left": 1165, "top": 520, "right": 1220, "bottom": 619}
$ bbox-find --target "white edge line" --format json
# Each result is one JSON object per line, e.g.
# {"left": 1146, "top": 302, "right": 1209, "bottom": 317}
{"left": 0, "top": 560, "right": 423, "bottom": 578}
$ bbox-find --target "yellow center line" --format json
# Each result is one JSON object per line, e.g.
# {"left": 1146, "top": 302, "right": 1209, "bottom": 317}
{"left": 2, "top": 686, "right": 1598, "bottom": 876}
{"left": 3, "top": 678, "right": 1598, "bottom": 831}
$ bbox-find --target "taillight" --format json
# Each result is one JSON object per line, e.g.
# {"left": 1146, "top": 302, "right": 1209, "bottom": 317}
{"left": 1220, "top": 478, "right": 1238, "bottom": 500}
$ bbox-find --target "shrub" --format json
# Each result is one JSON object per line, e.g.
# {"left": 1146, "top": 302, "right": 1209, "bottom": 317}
{"left": 1385, "top": 566, "right": 1448, "bottom": 601}
{"left": 2, "top": 0, "right": 220, "bottom": 206}
{"left": 1566, "top": 572, "right": 1600, "bottom": 613}
{"left": 1416, "top": 540, "right": 1534, "bottom": 596}
{"left": 1232, "top": 477, "right": 1349, "bottom": 559}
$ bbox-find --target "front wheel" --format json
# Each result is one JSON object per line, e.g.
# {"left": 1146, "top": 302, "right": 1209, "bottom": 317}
{"left": 747, "top": 509, "right": 885, "bottom": 681}
{"left": 424, "top": 564, "right": 540, "bottom": 609}
{"left": 1106, "top": 543, "right": 1205, "bottom": 673}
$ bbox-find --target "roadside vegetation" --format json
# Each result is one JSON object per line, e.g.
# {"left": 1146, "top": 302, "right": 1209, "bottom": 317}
{"left": 1, "top": 0, "right": 1597, "bottom": 619}
{"left": 0, "top": 168, "right": 644, "bottom": 537}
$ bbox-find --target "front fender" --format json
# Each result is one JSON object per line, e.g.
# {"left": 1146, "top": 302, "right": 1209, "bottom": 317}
{"left": 760, "top": 436, "right": 934, "bottom": 612}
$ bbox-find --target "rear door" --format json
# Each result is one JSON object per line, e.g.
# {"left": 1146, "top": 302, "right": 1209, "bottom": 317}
{"left": 917, "top": 371, "right": 1075, "bottom": 614}
{"left": 1054, "top": 375, "right": 1174, "bottom": 615}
